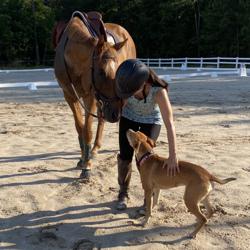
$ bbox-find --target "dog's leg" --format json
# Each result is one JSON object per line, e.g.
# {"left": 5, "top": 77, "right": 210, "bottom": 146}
{"left": 184, "top": 186, "right": 208, "bottom": 238}
{"left": 142, "top": 189, "right": 153, "bottom": 226}
{"left": 152, "top": 188, "right": 160, "bottom": 208}
{"left": 201, "top": 195, "right": 214, "bottom": 219}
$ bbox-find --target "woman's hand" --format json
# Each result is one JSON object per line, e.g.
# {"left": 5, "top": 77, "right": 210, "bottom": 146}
{"left": 163, "top": 156, "right": 180, "bottom": 177}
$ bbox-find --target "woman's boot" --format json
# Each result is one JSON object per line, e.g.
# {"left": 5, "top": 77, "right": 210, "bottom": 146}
{"left": 116, "top": 154, "right": 132, "bottom": 210}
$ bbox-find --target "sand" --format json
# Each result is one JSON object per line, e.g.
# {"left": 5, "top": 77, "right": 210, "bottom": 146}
{"left": 0, "top": 75, "right": 250, "bottom": 249}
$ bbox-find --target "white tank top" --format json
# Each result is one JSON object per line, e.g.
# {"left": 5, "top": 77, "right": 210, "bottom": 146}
{"left": 122, "top": 87, "right": 162, "bottom": 125}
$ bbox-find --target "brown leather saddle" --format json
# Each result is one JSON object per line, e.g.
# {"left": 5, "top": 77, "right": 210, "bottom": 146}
{"left": 72, "top": 11, "right": 107, "bottom": 40}
{"left": 72, "top": 11, "right": 118, "bottom": 44}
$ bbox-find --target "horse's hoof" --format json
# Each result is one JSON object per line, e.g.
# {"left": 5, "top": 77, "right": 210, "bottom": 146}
{"left": 79, "top": 169, "right": 91, "bottom": 181}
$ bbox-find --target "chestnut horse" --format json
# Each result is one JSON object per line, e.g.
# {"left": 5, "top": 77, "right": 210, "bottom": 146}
{"left": 54, "top": 12, "right": 136, "bottom": 180}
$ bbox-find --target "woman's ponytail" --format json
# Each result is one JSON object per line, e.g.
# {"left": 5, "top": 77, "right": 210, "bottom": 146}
{"left": 148, "top": 68, "right": 169, "bottom": 92}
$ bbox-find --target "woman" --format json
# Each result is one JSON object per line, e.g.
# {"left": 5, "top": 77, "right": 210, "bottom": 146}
{"left": 115, "top": 59, "right": 179, "bottom": 210}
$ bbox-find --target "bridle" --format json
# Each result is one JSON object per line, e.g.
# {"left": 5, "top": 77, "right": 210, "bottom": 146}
{"left": 91, "top": 49, "right": 122, "bottom": 116}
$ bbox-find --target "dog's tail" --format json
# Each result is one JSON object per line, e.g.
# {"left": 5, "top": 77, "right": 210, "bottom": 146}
{"left": 210, "top": 175, "right": 236, "bottom": 184}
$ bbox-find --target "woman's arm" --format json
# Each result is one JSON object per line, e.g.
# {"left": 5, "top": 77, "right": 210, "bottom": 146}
{"left": 155, "top": 88, "right": 179, "bottom": 176}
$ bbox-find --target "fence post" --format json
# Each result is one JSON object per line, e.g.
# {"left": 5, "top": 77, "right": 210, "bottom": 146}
{"left": 217, "top": 57, "right": 220, "bottom": 68}
{"left": 159, "top": 58, "right": 161, "bottom": 68}
{"left": 200, "top": 57, "right": 203, "bottom": 69}
{"left": 171, "top": 58, "right": 174, "bottom": 68}
{"left": 236, "top": 57, "right": 239, "bottom": 68}
{"left": 147, "top": 58, "right": 149, "bottom": 66}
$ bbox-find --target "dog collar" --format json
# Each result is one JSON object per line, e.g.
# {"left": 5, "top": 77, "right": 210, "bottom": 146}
{"left": 136, "top": 152, "right": 153, "bottom": 168}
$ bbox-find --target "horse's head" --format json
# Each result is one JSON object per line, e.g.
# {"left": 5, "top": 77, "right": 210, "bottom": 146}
{"left": 92, "top": 36, "right": 127, "bottom": 123}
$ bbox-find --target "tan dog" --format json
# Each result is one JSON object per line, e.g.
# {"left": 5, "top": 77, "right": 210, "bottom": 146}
{"left": 126, "top": 129, "right": 236, "bottom": 238}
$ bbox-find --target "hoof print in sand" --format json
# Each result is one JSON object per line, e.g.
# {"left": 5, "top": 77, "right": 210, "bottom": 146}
{"left": 26, "top": 224, "right": 66, "bottom": 248}
{"left": 73, "top": 239, "right": 97, "bottom": 250}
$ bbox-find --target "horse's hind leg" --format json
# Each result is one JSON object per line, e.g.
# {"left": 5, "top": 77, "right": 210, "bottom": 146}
{"left": 64, "top": 92, "right": 85, "bottom": 168}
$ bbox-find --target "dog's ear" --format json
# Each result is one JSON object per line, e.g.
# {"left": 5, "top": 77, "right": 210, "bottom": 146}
{"left": 134, "top": 140, "right": 141, "bottom": 153}
{"left": 147, "top": 137, "right": 156, "bottom": 148}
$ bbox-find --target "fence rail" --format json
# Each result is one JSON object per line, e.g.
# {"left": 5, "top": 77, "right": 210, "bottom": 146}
{"left": 138, "top": 57, "right": 250, "bottom": 69}
{"left": 0, "top": 57, "right": 248, "bottom": 90}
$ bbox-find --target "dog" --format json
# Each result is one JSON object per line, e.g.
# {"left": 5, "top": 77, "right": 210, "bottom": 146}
{"left": 126, "top": 129, "right": 236, "bottom": 238}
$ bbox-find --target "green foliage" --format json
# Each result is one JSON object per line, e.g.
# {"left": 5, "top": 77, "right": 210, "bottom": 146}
{"left": 0, "top": 0, "right": 250, "bottom": 66}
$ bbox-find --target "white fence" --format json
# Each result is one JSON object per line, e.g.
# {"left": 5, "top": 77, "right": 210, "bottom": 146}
{"left": 0, "top": 68, "right": 56, "bottom": 90}
{"left": 0, "top": 57, "right": 249, "bottom": 90}
{"left": 0, "top": 68, "right": 53, "bottom": 73}
{"left": 138, "top": 57, "right": 250, "bottom": 69}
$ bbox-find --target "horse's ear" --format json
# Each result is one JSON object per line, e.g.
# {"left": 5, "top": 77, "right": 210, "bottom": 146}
{"left": 147, "top": 137, "right": 156, "bottom": 148}
{"left": 113, "top": 38, "right": 128, "bottom": 51}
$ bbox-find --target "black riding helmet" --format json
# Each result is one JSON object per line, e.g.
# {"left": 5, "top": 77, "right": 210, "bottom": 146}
{"left": 115, "top": 59, "right": 150, "bottom": 99}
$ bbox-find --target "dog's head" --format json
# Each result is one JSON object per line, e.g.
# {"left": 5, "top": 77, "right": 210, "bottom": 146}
{"left": 126, "top": 129, "right": 155, "bottom": 154}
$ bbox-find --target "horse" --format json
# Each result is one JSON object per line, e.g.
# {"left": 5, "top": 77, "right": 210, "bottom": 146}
{"left": 54, "top": 11, "right": 136, "bottom": 180}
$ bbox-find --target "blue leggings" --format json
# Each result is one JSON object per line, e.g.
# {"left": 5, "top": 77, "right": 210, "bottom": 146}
{"left": 119, "top": 116, "right": 161, "bottom": 161}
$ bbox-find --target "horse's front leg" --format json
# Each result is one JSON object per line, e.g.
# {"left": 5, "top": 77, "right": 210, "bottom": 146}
{"left": 80, "top": 95, "right": 96, "bottom": 180}
{"left": 63, "top": 92, "right": 85, "bottom": 169}
{"left": 91, "top": 107, "right": 105, "bottom": 156}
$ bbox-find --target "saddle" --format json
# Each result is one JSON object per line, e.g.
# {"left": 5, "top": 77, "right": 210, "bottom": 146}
{"left": 72, "top": 11, "right": 107, "bottom": 41}
{"left": 72, "top": 11, "right": 118, "bottom": 44}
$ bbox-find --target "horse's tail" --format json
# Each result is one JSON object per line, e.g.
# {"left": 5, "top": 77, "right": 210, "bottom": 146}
{"left": 210, "top": 175, "right": 236, "bottom": 184}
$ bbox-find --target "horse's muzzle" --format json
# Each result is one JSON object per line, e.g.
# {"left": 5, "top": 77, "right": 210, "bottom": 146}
{"left": 102, "top": 104, "right": 121, "bottom": 123}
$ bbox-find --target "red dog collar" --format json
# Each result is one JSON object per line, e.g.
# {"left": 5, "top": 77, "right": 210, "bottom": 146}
{"left": 136, "top": 152, "right": 154, "bottom": 168}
